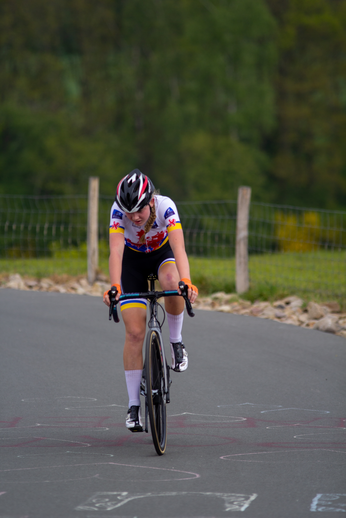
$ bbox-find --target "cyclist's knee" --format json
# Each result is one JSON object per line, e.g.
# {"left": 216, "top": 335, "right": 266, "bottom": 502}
{"left": 123, "top": 308, "right": 146, "bottom": 345}
{"left": 159, "top": 264, "right": 179, "bottom": 290}
{"left": 125, "top": 326, "right": 146, "bottom": 346}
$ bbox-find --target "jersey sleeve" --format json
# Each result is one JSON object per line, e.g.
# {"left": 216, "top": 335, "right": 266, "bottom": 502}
{"left": 109, "top": 203, "right": 125, "bottom": 235}
{"left": 158, "top": 197, "right": 183, "bottom": 233}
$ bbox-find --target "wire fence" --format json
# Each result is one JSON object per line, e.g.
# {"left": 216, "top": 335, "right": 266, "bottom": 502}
{"left": 0, "top": 195, "right": 111, "bottom": 277}
{"left": 248, "top": 202, "right": 346, "bottom": 302}
{"left": 0, "top": 194, "right": 345, "bottom": 302}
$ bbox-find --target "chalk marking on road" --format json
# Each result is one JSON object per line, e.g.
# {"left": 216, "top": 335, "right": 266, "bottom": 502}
{"left": 169, "top": 412, "right": 246, "bottom": 423}
{"left": 265, "top": 423, "right": 304, "bottom": 430}
{"left": 17, "top": 452, "right": 114, "bottom": 458}
{"left": 21, "top": 396, "right": 98, "bottom": 403}
{"left": 217, "top": 404, "right": 328, "bottom": 414}
{"left": 21, "top": 396, "right": 97, "bottom": 403}
{"left": 0, "top": 423, "right": 109, "bottom": 431}
{"left": 267, "top": 420, "right": 346, "bottom": 431}
{"left": 260, "top": 407, "right": 330, "bottom": 414}
{"left": 217, "top": 403, "right": 283, "bottom": 409}
{"left": 0, "top": 436, "right": 32, "bottom": 440}
{"left": 33, "top": 423, "right": 110, "bottom": 430}
{"left": 265, "top": 423, "right": 335, "bottom": 430}
{"left": 0, "top": 424, "right": 121, "bottom": 434}
{"left": 43, "top": 436, "right": 91, "bottom": 446}
{"left": 221, "top": 450, "right": 304, "bottom": 462}
{"left": 0, "top": 425, "right": 42, "bottom": 430}
{"left": 0, "top": 436, "right": 92, "bottom": 448}
{"left": 220, "top": 449, "right": 343, "bottom": 462}
{"left": 311, "top": 494, "right": 346, "bottom": 512}
{"left": 0, "top": 462, "right": 200, "bottom": 483}
{"left": 21, "top": 396, "right": 126, "bottom": 411}
{"left": 294, "top": 431, "right": 346, "bottom": 440}
{"left": 76, "top": 491, "right": 257, "bottom": 512}
{"left": 0, "top": 492, "right": 6, "bottom": 496}
{"left": 65, "top": 403, "right": 126, "bottom": 410}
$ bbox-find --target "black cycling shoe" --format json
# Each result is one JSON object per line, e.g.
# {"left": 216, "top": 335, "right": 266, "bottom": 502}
{"left": 126, "top": 405, "right": 143, "bottom": 432}
{"left": 170, "top": 342, "right": 188, "bottom": 372}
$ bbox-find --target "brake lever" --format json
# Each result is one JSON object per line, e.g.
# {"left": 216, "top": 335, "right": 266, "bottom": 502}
{"left": 178, "top": 281, "right": 195, "bottom": 318}
{"left": 108, "top": 286, "right": 120, "bottom": 323}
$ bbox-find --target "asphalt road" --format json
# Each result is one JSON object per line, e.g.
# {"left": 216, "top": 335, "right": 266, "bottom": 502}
{"left": 0, "top": 288, "right": 345, "bottom": 518}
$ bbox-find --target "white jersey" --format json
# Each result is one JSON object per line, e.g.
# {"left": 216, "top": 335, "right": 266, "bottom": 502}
{"left": 109, "top": 195, "right": 182, "bottom": 253}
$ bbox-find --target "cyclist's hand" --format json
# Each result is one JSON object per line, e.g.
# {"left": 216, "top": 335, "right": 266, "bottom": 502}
{"left": 179, "top": 278, "right": 198, "bottom": 303}
{"left": 103, "top": 284, "right": 121, "bottom": 306}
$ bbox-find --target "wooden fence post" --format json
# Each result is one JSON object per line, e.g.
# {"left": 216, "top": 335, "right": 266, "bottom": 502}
{"left": 87, "top": 177, "right": 99, "bottom": 285}
{"left": 236, "top": 186, "right": 251, "bottom": 294}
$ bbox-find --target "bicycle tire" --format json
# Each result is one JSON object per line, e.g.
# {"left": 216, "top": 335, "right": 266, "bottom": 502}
{"left": 145, "top": 329, "right": 167, "bottom": 455}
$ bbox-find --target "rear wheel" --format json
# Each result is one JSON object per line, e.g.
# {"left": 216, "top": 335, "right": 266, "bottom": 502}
{"left": 145, "top": 330, "right": 167, "bottom": 455}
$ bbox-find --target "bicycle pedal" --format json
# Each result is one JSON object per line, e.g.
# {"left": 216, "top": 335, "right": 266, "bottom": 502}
{"left": 129, "top": 425, "right": 143, "bottom": 433}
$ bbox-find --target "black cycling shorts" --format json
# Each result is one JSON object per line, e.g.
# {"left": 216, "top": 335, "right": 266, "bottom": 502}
{"left": 120, "top": 242, "right": 175, "bottom": 311}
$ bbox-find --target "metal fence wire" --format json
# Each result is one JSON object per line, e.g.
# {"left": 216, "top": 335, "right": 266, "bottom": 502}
{"left": 248, "top": 202, "right": 346, "bottom": 301}
{"left": 0, "top": 195, "right": 88, "bottom": 257}
{"left": 0, "top": 194, "right": 345, "bottom": 301}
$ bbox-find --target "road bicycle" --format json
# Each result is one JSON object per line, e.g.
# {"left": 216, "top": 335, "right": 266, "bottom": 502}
{"left": 108, "top": 275, "right": 194, "bottom": 455}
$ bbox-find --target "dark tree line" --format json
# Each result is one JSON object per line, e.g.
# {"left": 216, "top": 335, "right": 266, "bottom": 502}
{"left": 0, "top": 0, "right": 345, "bottom": 209}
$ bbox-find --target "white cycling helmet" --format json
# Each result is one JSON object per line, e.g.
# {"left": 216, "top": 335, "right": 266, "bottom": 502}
{"left": 116, "top": 169, "right": 155, "bottom": 213}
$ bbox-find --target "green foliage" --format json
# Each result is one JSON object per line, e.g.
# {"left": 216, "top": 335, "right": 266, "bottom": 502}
{"left": 0, "top": 0, "right": 277, "bottom": 201}
{"left": 0, "top": 0, "right": 345, "bottom": 208}
{"left": 181, "top": 132, "right": 269, "bottom": 201}
{"left": 266, "top": 0, "right": 346, "bottom": 209}
{"left": 0, "top": 104, "right": 117, "bottom": 196}
{"left": 275, "top": 211, "right": 321, "bottom": 252}
{"left": 275, "top": 210, "right": 346, "bottom": 252}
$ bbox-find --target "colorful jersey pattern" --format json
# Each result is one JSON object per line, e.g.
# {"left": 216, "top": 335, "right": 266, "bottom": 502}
{"left": 109, "top": 195, "right": 182, "bottom": 253}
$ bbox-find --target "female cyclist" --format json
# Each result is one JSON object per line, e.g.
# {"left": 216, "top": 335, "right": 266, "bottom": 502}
{"left": 103, "top": 169, "right": 198, "bottom": 432}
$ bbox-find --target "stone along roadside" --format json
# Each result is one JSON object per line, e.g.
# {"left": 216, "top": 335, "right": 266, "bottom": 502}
{"left": 1, "top": 273, "right": 345, "bottom": 339}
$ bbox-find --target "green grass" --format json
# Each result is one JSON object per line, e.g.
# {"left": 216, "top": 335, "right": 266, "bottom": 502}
{"left": 0, "top": 244, "right": 109, "bottom": 279}
{"left": 1, "top": 249, "right": 345, "bottom": 308}
{"left": 189, "top": 250, "right": 346, "bottom": 307}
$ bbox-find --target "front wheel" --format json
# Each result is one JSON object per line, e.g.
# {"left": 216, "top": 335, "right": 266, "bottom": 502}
{"left": 145, "top": 330, "right": 167, "bottom": 455}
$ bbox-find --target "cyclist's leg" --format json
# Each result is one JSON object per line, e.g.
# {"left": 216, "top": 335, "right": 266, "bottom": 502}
{"left": 158, "top": 261, "right": 184, "bottom": 316}
{"left": 120, "top": 246, "right": 148, "bottom": 402}
{"left": 122, "top": 306, "right": 146, "bottom": 371}
{"left": 121, "top": 305, "right": 146, "bottom": 431}
{"left": 158, "top": 261, "right": 188, "bottom": 372}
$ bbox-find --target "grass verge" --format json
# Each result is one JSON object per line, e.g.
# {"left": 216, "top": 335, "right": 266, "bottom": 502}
{"left": 0, "top": 249, "right": 345, "bottom": 308}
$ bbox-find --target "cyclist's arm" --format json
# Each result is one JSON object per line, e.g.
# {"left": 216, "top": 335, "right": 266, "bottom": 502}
{"left": 168, "top": 228, "right": 190, "bottom": 278}
{"left": 168, "top": 228, "right": 198, "bottom": 303}
{"left": 105, "top": 232, "right": 125, "bottom": 304}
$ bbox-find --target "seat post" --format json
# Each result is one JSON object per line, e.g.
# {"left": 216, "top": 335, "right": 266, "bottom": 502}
{"left": 148, "top": 273, "right": 157, "bottom": 291}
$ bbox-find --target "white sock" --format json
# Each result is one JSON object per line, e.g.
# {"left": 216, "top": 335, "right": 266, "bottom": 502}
{"left": 125, "top": 370, "right": 142, "bottom": 407}
{"left": 166, "top": 311, "right": 184, "bottom": 343}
